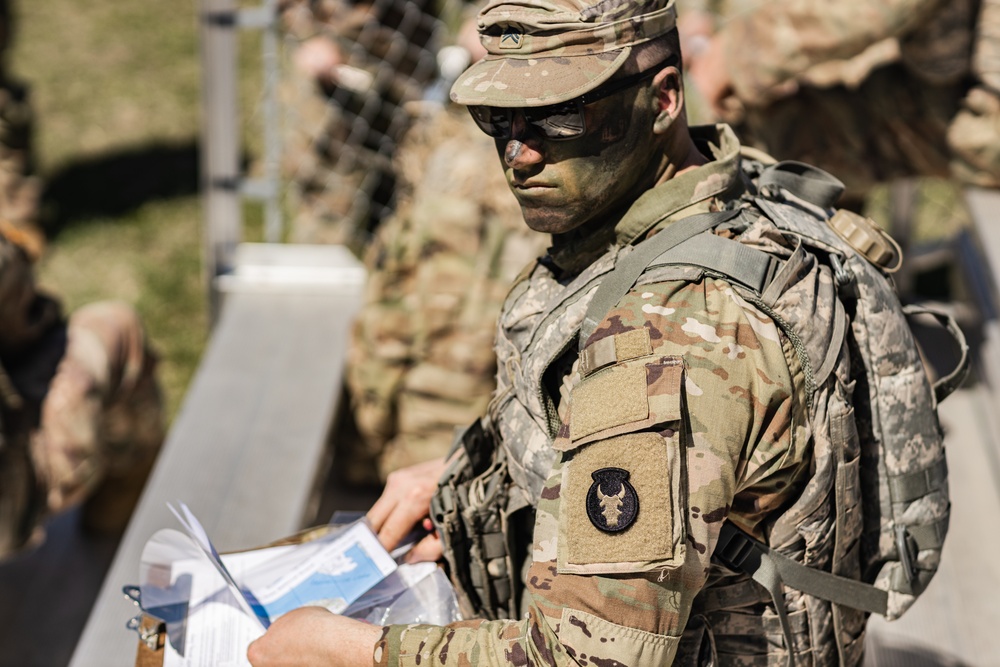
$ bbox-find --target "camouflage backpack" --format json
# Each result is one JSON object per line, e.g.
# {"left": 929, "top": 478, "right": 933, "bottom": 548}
{"left": 579, "top": 159, "right": 969, "bottom": 662}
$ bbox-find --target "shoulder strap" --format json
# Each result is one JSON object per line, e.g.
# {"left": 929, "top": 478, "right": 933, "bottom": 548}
{"left": 758, "top": 161, "right": 845, "bottom": 209}
{"left": 648, "top": 233, "right": 780, "bottom": 295}
{"left": 901, "top": 304, "right": 970, "bottom": 403}
{"left": 578, "top": 209, "right": 741, "bottom": 349}
{"left": 716, "top": 521, "right": 888, "bottom": 667}
{"left": 716, "top": 521, "right": 890, "bottom": 615}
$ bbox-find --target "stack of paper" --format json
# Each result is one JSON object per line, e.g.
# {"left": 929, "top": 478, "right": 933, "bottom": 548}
{"left": 135, "top": 503, "right": 406, "bottom": 667}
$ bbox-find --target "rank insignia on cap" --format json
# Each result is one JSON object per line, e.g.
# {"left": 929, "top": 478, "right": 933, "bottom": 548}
{"left": 586, "top": 467, "right": 639, "bottom": 533}
{"left": 500, "top": 28, "right": 523, "bottom": 49}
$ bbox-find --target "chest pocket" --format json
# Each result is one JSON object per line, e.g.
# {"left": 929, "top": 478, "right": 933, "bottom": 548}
{"left": 555, "top": 328, "right": 689, "bottom": 576}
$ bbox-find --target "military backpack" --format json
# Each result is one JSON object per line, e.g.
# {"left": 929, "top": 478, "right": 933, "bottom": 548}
{"left": 579, "top": 158, "right": 968, "bottom": 664}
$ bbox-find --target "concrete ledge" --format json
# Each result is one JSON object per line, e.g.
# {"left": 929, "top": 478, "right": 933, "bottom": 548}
{"left": 69, "top": 243, "right": 365, "bottom": 667}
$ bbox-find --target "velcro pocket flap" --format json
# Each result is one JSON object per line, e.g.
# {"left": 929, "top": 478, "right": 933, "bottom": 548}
{"left": 562, "top": 356, "right": 683, "bottom": 451}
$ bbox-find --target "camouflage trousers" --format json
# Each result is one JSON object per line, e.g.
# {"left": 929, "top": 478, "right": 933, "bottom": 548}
{"left": 0, "top": 300, "right": 164, "bottom": 556}
{"left": 734, "top": 62, "right": 998, "bottom": 205}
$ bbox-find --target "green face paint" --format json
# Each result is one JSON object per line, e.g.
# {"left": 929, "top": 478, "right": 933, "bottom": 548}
{"left": 497, "top": 85, "right": 666, "bottom": 235}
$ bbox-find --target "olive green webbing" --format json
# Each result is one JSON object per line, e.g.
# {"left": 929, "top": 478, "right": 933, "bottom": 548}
{"left": 578, "top": 209, "right": 740, "bottom": 350}
{"left": 718, "top": 521, "right": 890, "bottom": 617}
{"left": 646, "top": 232, "right": 780, "bottom": 294}
{"left": 900, "top": 304, "right": 970, "bottom": 404}
{"left": 758, "top": 161, "right": 846, "bottom": 209}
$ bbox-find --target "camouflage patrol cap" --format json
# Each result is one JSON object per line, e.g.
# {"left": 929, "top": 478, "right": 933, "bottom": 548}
{"left": 450, "top": 0, "right": 677, "bottom": 108}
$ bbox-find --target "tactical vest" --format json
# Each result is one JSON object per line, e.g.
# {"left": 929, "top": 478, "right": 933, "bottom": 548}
{"left": 432, "top": 240, "right": 625, "bottom": 619}
{"left": 432, "top": 159, "right": 965, "bottom": 666}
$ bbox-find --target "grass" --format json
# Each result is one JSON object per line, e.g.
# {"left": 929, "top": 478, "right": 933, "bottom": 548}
{"left": 37, "top": 197, "right": 208, "bottom": 419}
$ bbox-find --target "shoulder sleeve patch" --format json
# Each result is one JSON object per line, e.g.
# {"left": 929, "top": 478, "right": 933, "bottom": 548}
{"left": 614, "top": 328, "right": 653, "bottom": 363}
{"left": 570, "top": 364, "right": 649, "bottom": 443}
{"left": 580, "top": 328, "right": 653, "bottom": 377}
{"left": 580, "top": 335, "right": 617, "bottom": 377}
{"left": 559, "top": 431, "right": 687, "bottom": 573}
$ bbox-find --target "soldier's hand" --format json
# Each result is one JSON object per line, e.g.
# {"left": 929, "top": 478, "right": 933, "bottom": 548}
{"left": 366, "top": 457, "right": 448, "bottom": 560}
{"left": 247, "top": 607, "right": 379, "bottom": 667}
{"left": 293, "top": 35, "right": 342, "bottom": 86}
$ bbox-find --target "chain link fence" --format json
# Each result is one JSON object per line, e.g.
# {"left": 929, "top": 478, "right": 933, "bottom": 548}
{"left": 280, "top": 0, "right": 451, "bottom": 247}
{"left": 204, "top": 0, "right": 470, "bottom": 266}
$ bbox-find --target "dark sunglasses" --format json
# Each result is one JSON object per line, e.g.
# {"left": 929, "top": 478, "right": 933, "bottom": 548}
{"left": 467, "top": 53, "right": 679, "bottom": 141}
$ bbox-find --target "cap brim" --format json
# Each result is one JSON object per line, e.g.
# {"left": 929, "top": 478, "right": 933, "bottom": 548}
{"left": 450, "top": 48, "right": 631, "bottom": 107}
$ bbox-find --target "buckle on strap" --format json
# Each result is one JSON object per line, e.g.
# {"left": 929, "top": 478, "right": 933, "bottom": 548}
{"left": 713, "top": 522, "right": 796, "bottom": 667}
{"left": 716, "top": 522, "right": 758, "bottom": 571}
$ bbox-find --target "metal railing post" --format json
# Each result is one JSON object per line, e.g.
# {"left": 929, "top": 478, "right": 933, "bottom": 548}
{"left": 200, "top": 0, "right": 242, "bottom": 322}
{"left": 261, "top": 0, "right": 282, "bottom": 243}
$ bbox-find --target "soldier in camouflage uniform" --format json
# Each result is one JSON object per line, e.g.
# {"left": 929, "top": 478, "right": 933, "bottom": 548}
{"left": 0, "top": 229, "right": 164, "bottom": 556}
{"left": 248, "top": 0, "right": 860, "bottom": 665}
{"left": 345, "top": 101, "right": 548, "bottom": 483}
{"left": 278, "top": 0, "right": 446, "bottom": 253}
{"left": 685, "top": 0, "right": 999, "bottom": 205}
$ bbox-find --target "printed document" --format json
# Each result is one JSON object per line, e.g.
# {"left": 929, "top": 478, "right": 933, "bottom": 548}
{"left": 143, "top": 503, "right": 396, "bottom": 667}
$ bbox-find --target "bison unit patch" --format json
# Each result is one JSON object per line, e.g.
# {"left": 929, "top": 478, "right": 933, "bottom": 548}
{"left": 586, "top": 467, "right": 639, "bottom": 533}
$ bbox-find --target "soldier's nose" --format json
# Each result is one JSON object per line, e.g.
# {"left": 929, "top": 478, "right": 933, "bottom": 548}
{"left": 504, "top": 138, "right": 544, "bottom": 168}
{"left": 504, "top": 114, "right": 543, "bottom": 168}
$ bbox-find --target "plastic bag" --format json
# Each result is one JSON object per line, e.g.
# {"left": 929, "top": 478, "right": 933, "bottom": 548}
{"left": 342, "top": 561, "right": 462, "bottom": 626}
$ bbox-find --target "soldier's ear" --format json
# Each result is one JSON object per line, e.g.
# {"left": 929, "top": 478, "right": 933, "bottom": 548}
{"left": 652, "top": 65, "right": 683, "bottom": 134}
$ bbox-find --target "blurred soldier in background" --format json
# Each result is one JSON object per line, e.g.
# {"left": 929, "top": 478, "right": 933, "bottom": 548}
{"left": 0, "top": 0, "right": 163, "bottom": 557}
{"left": 0, "top": 0, "right": 41, "bottom": 249}
{"left": 282, "top": 7, "right": 550, "bottom": 484}
{"left": 0, "top": 227, "right": 165, "bottom": 556}
{"left": 343, "top": 51, "right": 549, "bottom": 482}
{"left": 278, "top": 0, "right": 448, "bottom": 254}
{"left": 684, "top": 0, "right": 999, "bottom": 208}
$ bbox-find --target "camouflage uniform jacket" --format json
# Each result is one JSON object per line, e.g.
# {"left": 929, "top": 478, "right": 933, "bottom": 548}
{"left": 719, "top": 0, "right": 978, "bottom": 106}
{"left": 374, "top": 125, "right": 816, "bottom": 666}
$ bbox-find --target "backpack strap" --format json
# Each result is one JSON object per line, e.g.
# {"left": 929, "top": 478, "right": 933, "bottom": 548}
{"left": 717, "top": 521, "right": 891, "bottom": 615}
{"left": 901, "top": 304, "right": 971, "bottom": 403}
{"left": 645, "top": 233, "right": 781, "bottom": 295}
{"left": 578, "top": 209, "right": 741, "bottom": 349}
{"left": 716, "top": 521, "right": 889, "bottom": 667}
{"left": 758, "top": 161, "right": 846, "bottom": 210}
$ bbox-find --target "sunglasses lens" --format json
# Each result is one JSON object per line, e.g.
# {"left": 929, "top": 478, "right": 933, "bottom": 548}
{"left": 468, "top": 106, "right": 511, "bottom": 139}
{"left": 468, "top": 102, "right": 585, "bottom": 140}
{"left": 526, "top": 102, "right": 584, "bottom": 139}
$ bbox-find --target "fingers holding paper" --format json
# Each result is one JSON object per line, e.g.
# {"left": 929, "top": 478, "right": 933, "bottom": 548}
{"left": 247, "top": 607, "right": 380, "bottom": 667}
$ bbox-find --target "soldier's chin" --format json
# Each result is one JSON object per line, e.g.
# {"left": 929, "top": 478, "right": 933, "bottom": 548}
{"left": 518, "top": 205, "right": 586, "bottom": 235}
